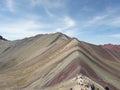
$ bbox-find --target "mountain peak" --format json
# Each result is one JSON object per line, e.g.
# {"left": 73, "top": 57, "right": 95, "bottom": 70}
{"left": 54, "top": 32, "right": 70, "bottom": 37}
{"left": 0, "top": 33, "right": 119, "bottom": 90}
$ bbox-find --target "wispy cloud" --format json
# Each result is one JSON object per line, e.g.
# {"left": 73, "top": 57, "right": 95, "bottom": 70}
{"left": 44, "top": 8, "right": 55, "bottom": 17}
{"left": 63, "top": 16, "right": 76, "bottom": 27}
{"left": 6, "top": 0, "right": 15, "bottom": 12}
{"left": 110, "top": 34, "right": 120, "bottom": 38}
{"left": 79, "top": 6, "right": 120, "bottom": 29}
{"left": 31, "top": 0, "right": 63, "bottom": 8}
{"left": 109, "top": 17, "right": 120, "bottom": 27}
{"left": 31, "top": 0, "right": 65, "bottom": 17}
{"left": 56, "top": 16, "right": 76, "bottom": 30}
{"left": 0, "top": 13, "right": 79, "bottom": 40}
{"left": 55, "top": 16, "right": 79, "bottom": 36}
{"left": 0, "top": 20, "right": 50, "bottom": 40}
{"left": 56, "top": 28, "right": 79, "bottom": 37}
{"left": 83, "top": 12, "right": 120, "bottom": 29}
{"left": 0, "top": 0, "right": 120, "bottom": 44}
{"left": 84, "top": 15, "right": 108, "bottom": 27}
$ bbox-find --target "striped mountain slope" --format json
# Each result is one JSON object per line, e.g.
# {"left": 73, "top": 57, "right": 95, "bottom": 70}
{"left": 0, "top": 32, "right": 120, "bottom": 90}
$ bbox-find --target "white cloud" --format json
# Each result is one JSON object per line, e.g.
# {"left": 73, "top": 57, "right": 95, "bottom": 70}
{"left": 55, "top": 16, "right": 79, "bottom": 37}
{"left": 31, "top": 0, "right": 37, "bottom": 6}
{"left": 31, "top": 0, "right": 64, "bottom": 17}
{"left": 55, "top": 16, "right": 77, "bottom": 30}
{"left": 0, "top": 14, "right": 78, "bottom": 40}
{"left": 45, "top": 8, "right": 55, "bottom": 17}
{"left": 64, "top": 16, "right": 76, "bottom": 27}
{"left": 84, "top": 15, "right": 108, "bottom": 27}
{"left": 109, "top": 17, "right": 120, "bottom": 27}
{"left": 80, "top": 7, "right": 120, "bottom": 28}
{"left": 31, "top": 0, "right": 63, "bottom": 8}
{"left": 110, "top": 34, "right": 120, "bottom": 38}
{"left": 56, "top": 16, "right": 76, "bottom": 31}
{"left": 56, "top": 28, "right": 79, "bottom": 37}
{"left": 0, "top": 20, "right": 50, "bottom": 40}
{"left": 6, "top": 0, "right": 15, "bottom": 12}
{"left": 64, "top": 29, "right": 80, "bottom": 37}
{"left": 82, "top": 13, "right": 120, "bottom": 29}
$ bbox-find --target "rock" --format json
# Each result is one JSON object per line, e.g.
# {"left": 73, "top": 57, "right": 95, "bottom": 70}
{"left": 0, "top": 35, "right": 7, "bottom": 41}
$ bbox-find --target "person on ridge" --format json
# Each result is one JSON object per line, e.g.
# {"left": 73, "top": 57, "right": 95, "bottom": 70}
{"left": 104, "top": 86, "right": 109, "bottom": 90}
{"left": 91, "top": 84, "right": 95, "bottom": 90}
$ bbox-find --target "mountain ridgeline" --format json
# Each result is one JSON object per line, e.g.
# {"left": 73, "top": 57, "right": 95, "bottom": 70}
{"left": 0, "top": 32, "right": 120, "bottom": 90}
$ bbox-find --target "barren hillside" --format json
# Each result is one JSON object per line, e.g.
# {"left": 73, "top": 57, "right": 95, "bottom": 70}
{"left": 0, "top": 32, "right": 120, "bottom": 90}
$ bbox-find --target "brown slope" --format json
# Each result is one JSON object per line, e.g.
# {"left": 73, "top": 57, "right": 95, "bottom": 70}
{"left": 0, "top": 32, "right": 72, "bottom": 89}
{"left": 102, "top": 44, "right": 120, "bottom": 52}
{"left": 43, "top": 42, "right": 119, "bottom": 90}
{"left": 0, "top": 32, "right": 120, "bottom": 90}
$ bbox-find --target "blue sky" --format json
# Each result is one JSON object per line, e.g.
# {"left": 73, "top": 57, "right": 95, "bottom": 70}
{"left": 0, "top": 0, "right": 120, "bottom": 44}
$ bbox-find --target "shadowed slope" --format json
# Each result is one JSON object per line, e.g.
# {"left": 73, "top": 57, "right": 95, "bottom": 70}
{"left": 0, "top": 33, "right": 120, "bottom": 90}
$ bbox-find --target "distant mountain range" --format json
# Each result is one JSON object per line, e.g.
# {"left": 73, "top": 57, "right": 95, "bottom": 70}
{"left": 102, "top": 44, "right": 120, "bottom": 52}
{"left": 0, "top": 32, "right": 120, "bottom": 90}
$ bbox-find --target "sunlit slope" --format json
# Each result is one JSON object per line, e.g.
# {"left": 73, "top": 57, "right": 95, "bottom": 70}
{"left": 0, "top": 33, "right": 119, "bottom": 90}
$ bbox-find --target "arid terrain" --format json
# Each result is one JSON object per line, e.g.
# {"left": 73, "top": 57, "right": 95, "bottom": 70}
{"left": 0, "top": 32, "right": 120, "bottom": 90}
